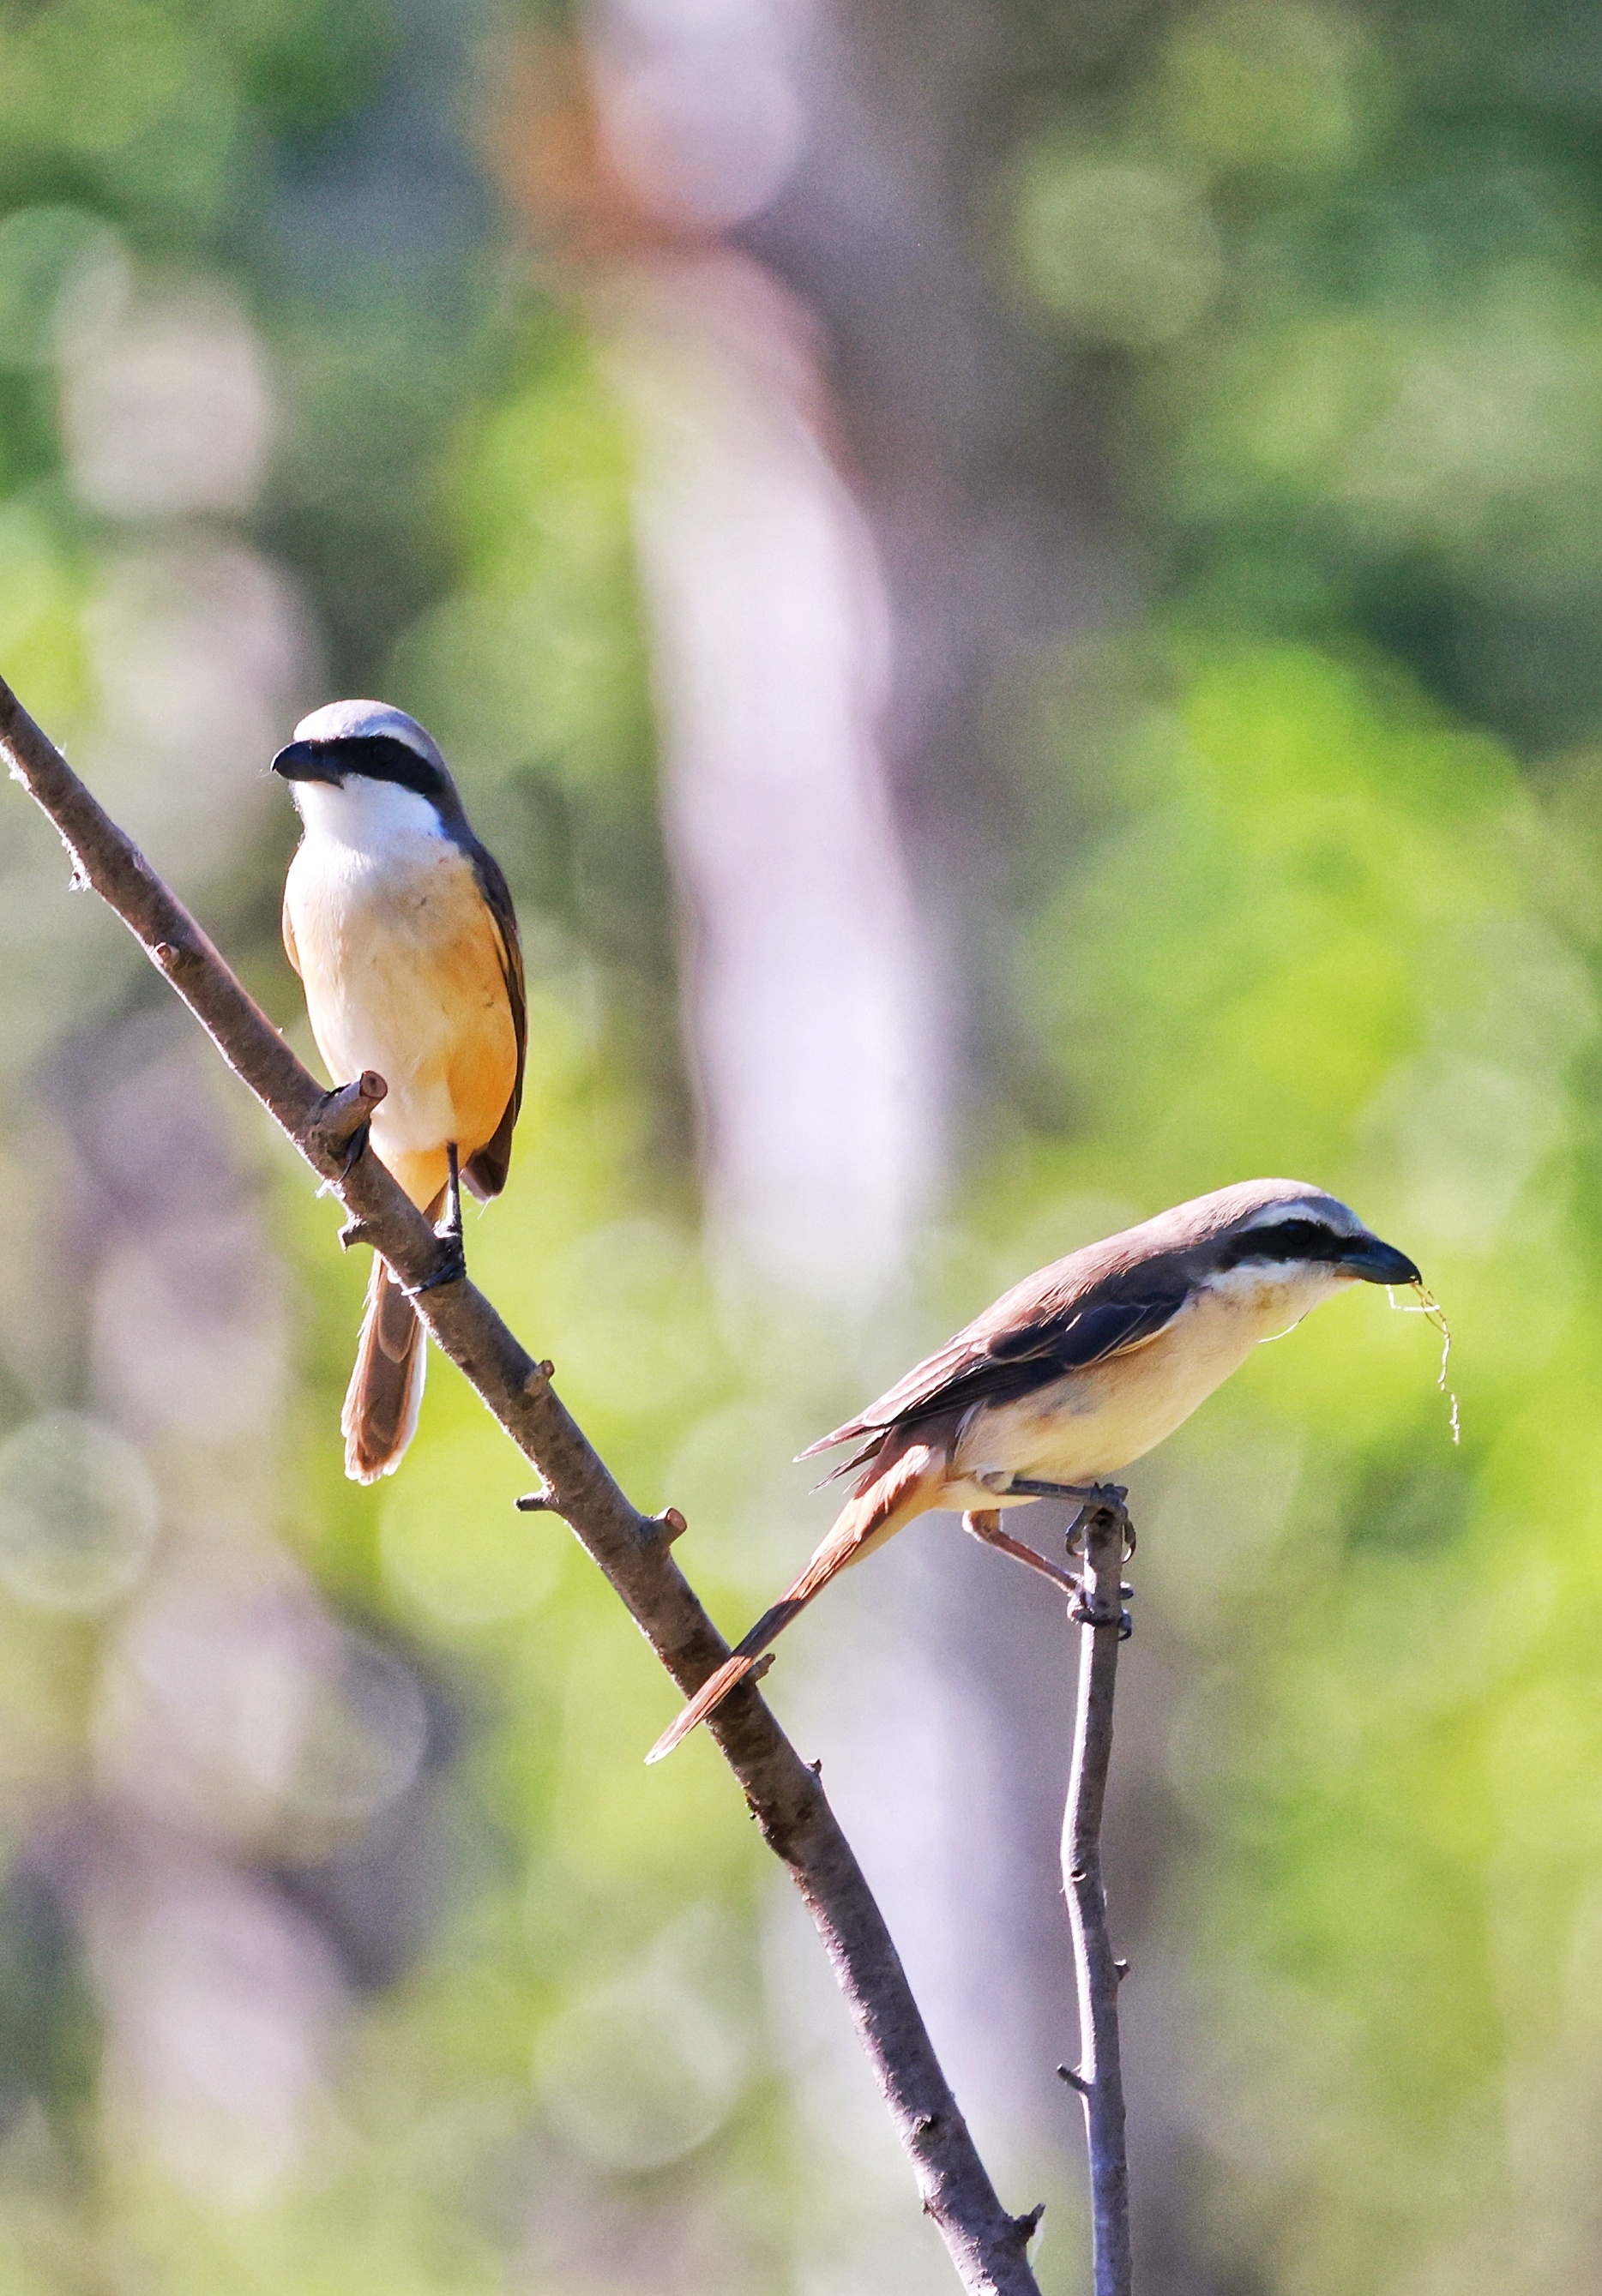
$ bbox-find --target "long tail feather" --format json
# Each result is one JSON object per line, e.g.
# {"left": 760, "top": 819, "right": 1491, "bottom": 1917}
{"left": 342, "top": 1256, "right": 426, "bottom": 1483}
{"left": 644, "top": 1437, "right": 947, "bottom": 1763}
{"left": 644, "top": 1598, "right": 807, "bottom": 1764}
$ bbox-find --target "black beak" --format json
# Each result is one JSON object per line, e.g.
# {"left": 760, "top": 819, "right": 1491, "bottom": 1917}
{"left": 1340, "top": 1235, "right": 1421, "bottom": 1286}
{"left": 271, "top": 740, "right": 343, "bottom": 785}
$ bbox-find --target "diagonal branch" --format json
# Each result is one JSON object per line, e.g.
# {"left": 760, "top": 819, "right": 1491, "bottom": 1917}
{"left": 2, "top": 675, "right": 1044, "bottom": 2296}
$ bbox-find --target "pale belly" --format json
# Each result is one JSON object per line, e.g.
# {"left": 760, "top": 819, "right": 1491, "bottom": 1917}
{"left": 286, "top": 834, "right": 516, "bottom": 1191}
{"left": 944, "top": 1281, "right": 1319, "bottom": 1508}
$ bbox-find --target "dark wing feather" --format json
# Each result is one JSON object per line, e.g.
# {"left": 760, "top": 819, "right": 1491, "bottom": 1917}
{"left": 800, "top": 1288, "right": 1187, "bottom": 1465}
{"left": 461, "top": 841, "right": 527, "bottom": 1203}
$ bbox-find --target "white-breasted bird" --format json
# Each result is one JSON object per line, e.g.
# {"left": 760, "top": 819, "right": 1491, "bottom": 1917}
{"left": 647, "top": 1179, "right": 1420, "bottom": 1760}
{"left": 274, "top": 700, "right": 526, "bottom": 1483}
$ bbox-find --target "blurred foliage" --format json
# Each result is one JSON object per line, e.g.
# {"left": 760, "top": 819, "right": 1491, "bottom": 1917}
{"left": 993, "top": 2, "right": 1602, "bottom": 2286}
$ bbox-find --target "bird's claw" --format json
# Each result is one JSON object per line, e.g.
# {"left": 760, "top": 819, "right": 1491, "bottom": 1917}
{"left": 338, "top": 1121, "right": 370, "bottom": 1183}
{"left": 1068, "top": 1592, "right": 1133, "bottom": 1639}
{"left": 407, "top": 1235, "right": 467, "bottom": 1295}
{"left": 1064, "top": 1488, "right": 1135, "bottom": 1563}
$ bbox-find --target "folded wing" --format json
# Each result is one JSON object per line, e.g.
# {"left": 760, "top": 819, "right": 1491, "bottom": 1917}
{"left": 801, "top": 1283, "right": 1189, "bottom": 1470}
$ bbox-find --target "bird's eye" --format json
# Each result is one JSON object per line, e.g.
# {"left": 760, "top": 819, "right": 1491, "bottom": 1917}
{"left": 1224, "top": 1217, "right": 1340, "bottom": 1265}
{"left": 1268, "top": 1219, "right": 1323, "bottom": 1251}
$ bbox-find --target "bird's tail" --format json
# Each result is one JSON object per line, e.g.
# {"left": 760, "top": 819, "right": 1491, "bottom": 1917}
{"left": 342, "top": 1192, "right": 444, "bottom": 1482}
{"left": 645, "top": 1436, "right": 946, "bottom": 1763}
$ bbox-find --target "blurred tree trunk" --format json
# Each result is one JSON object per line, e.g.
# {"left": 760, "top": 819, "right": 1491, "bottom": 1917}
{"left": 740, "top": 4, "right": 1207, "bottom": 2281}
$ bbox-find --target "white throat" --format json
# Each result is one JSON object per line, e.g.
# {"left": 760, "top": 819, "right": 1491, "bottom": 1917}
{"left": 1202, "top": 1258, "right": 1356, "bottom": 1334}
{"left": 292, "top": 777, "right": 448, "bottom": 852}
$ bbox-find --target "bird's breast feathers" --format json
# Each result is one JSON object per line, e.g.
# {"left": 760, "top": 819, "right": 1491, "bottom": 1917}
{"left": 949, "top": 1259, "right": 1352, "bottom": 1494}
{"left": 284, "top": 829, "right": 517, "bottom": 1171}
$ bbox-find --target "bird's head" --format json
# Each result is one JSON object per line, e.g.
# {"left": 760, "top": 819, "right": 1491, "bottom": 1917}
{"left": 272, "top": 700, "right": 463, "bottom": 840}
{"left": 1194, "top": 1181, "right": 1420, "bottom": 1315}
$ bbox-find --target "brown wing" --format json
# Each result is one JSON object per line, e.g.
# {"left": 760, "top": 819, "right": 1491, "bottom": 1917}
{"left": 799, "top": 1280, "right": 1188, "bottom": 1471}
{"left": 461, "top": 842, "right": 527, "bottom": 1203}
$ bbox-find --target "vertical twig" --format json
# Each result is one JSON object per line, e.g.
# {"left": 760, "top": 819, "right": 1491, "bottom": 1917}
{"left": 1059, "top": 1497, "right": 1134, "bottom": 2296}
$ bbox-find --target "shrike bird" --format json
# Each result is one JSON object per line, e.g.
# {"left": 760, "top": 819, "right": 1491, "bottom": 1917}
{"left": 274, "top": 701, "right": 525, "bottom": 1484}
{"left": 647, "top": 1179, "right": 1419, "bottom": 1761}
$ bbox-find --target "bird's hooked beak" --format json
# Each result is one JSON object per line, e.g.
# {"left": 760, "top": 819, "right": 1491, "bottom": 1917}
{"left": 272, "top": 739, "right": 344, "bottom": 786}
{"left": 1338, "top": 1233, "right": 1421, "bottom": 1285}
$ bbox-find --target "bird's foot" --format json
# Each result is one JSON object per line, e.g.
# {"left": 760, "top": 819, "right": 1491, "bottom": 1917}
{"left": 1068, "top": 1589, "right": 1133, "bottom": 1640}
{"left": 1061, "top": 1489, "right": 1135, "bottom": 1566}
{"left": 408, "top": 1231, "right": 466, "bottom": 1296}
{"left": 407, "top": 1247, "right": 465, "bottom": 1296}
{"left": 337, "top": 1121, "right": 370, "bottom": 1182}
{"left": 408, "top": 1143, "right": 467, "bottom": 1295}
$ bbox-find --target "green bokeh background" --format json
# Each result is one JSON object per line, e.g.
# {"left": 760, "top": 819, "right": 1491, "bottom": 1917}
{"left": 6, "top": 0, "right": 1602, "bottom": 2290}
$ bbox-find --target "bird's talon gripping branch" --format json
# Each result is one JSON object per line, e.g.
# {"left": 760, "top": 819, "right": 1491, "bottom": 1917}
{"left": 1068, "top": 1590, "right": 1129, "bottom": 1636}
{"left": 407, "top": 1241, "right": 467, "bottom": 1297}
{"left": 339, "top": 1121, "right": 371, "bottom": 1181}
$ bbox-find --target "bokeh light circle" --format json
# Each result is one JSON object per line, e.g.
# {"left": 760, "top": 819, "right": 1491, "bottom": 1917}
{"left": 0, "top": 1409, "right": 159, "bottom": 1613}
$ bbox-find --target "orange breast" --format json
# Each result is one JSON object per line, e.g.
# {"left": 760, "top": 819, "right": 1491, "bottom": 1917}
{"left": 286, "top": 836, "right": 519, "bottom": 1210}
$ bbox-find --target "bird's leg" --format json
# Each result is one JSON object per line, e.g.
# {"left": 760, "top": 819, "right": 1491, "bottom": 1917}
{"left": 961, "top": 1508, "right": 1084, "bottom": 1598}
{"left": 981, "top": 1473, "right": 1136, "bottom": 1560}
{"left": 1005, "top": 1476, "right": 1129, "bottom": 1512}
{"left": 408, "top": 1144, "right": 467, "bottom": 1295}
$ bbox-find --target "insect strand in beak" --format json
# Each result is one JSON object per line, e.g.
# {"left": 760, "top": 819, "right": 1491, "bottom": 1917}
{"left": 1387, "top": 1279, "right": 1460, "bottom": 1445}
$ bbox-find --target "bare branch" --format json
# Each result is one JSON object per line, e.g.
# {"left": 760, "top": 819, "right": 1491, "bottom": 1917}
{"left": 1059, "top": 1499, "right": 1134, "bottom": 2296}
{"left": 1, "top": 674, "right": 1044, "bottom": 2296}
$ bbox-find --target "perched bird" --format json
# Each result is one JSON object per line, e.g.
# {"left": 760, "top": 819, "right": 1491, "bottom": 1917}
{"left": 647, "top": 1179, "right": 1418, "bottom": 1760}
{"left": 274, "top": 701, "right": 525, "bottom": 1483}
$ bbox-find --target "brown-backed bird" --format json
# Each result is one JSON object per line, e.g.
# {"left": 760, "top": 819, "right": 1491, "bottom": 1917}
{"left": 274, "top": 700, "right": 525, "bottom": 1483}
{"left": 647, "top": 1179, "right": 1418, "bottom": 1759}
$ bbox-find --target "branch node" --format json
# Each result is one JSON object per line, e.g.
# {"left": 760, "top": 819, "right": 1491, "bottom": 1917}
{"left": 526, "top": 1360, "right": 555, "bottom": 1388}
{"left": 1057, "top": 2064, "right": 1091, "bottom": 2094}
{"left": 309, "top": 1073, "right": 388, "bottom": 1176}
{"left": 515, "top": 1488, "right": 560, "bottom": 1514}
{"left": 810, "top": 1756, "right": 823, "bottom": 1780}
{"left": 1009, "top": 2203, "right": 1046, "bottom": 2248}
{"left": 652, "top": 1506, "right": 687, "bottom": 1542}
{"left": 747, "top": 1652, "right": 776, "bottom": 1685}
{"left": 338, "top": 1217, "right": 377, "bottom": 1252}
{"left": 152, "top": 939, "right": 179, "bottom": 965}
{"left": 1114, "top": 1959, "right": 1131, "bottom": 1982}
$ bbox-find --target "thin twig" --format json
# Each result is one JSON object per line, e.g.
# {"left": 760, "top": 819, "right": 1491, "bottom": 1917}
{"left": 1, "top": 674, "right": 1044, "bottom": 2296}
{"left": 1058, "top": 1499, "right": 1134, "bottom": 2296}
